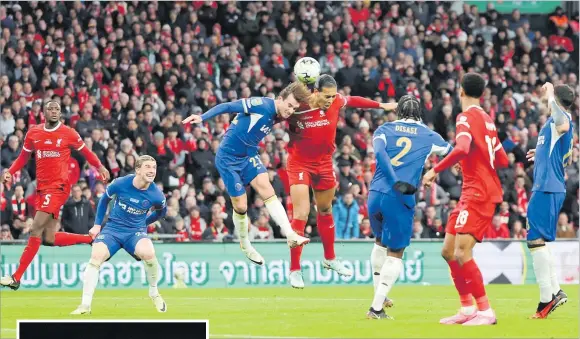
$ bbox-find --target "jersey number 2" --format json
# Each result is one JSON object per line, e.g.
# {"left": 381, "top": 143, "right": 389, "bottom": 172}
{"left": 390, "top": 137, "right": 412, "bottom": 166}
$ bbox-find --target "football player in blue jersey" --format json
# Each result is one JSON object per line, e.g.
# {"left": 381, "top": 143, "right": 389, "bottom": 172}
{"left": 526, "top": 82, "right": 575, "bottom": 318}
{"left": 70, "top": 155, "right": 167, "bottom": 315}
{"left": 183, "top": 82, "right": 311, "bottom": 265}
{"left": 366, "top": 95, "right": 451, "bottom": 319}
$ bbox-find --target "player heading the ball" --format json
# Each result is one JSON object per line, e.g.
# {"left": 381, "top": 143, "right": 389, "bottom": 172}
{"left": 71, "top": 155, "right": 168, "bottom": 315}
{"left": 183, "top": 82, "right": 311, "bottom": 266}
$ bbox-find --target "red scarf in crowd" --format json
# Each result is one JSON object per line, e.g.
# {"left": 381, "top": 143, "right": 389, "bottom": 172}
{"left": 516, "top": 185, "right": 528, "bottom": 214}
{"left": 11, "top": 197, "right": 27, "bottom": 218}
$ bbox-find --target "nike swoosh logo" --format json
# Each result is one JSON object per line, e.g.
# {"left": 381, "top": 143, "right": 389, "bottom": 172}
{"left": 329, "top": 224, "right": 335, "bottom": 229}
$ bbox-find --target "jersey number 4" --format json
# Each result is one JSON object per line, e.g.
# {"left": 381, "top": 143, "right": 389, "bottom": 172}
{"left": 390, "top": 137, "right": 412, "bottom": 167}
{"left": 485, "top": 135, "right": 500, "bottom": 169}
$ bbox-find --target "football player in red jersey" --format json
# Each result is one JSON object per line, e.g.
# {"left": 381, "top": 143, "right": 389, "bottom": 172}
{"left": 0, "top": 100, "right": 110, "bottom": 290}
{"left": 286, "top": 75, "right": 397, "bottom": 288}
{"left": 423, "top": 73, "right": 509, "bottom": 326}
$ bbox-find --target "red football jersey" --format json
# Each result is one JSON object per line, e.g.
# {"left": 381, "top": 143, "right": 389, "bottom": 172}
{"left": 455, "top": 105, "right": 504, "bottom": 203}
{"left": 22, "top": 123, "right": 85, "bottom": 190}
{"left": 287, "top": 93, "right": 348, "bottom": 162}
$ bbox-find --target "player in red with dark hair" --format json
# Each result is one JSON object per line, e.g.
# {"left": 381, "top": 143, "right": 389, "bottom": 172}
{"left": 286, "top": 74, "right": 397, "bottom": 289}
{"left": 1, "top": 100, "right": 110, "bottom": 290}
{"left": 422, "top": 73, "right": 509, "bottom": 326}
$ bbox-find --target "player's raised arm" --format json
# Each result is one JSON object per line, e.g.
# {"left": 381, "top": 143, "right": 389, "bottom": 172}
{"left": 543, "top": 82, "right": 573, "bottom": 134}
{"left": 69, "top": 128, "right": 110, "bottom": 182}
{"left": 183, "top": 99, "right": 250, "bottom": 124}
{"left": 342, "top": 94, "right": 397, "bottom": 112}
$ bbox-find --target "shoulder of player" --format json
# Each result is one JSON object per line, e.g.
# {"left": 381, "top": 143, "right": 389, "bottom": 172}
{"left": 333, "top": 93, "right": 347, "bottom": 106}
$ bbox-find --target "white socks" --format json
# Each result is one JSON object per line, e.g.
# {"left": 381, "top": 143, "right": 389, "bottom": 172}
{"left": 371, "top": 256, "right": 403, "bottom": 311}
{"left": 531, "top": 246, "right": 552, "bottom": 303}
{"left": 370, "top": 244, "right": 387, "bottom": 293}
{"left": 144, "top": 257, "right": 160, "bottom": 297}
{"left": 548, "top": 247, "right": 561, "bottom": 295}
{"left": 81, "top": 259, "right": 100, "bottom": 307}
{"left": 233, "top": 210, "right": 252, "bottom": 249}
{"left": 264, "top": 196, "right": 295, "bottom": 237}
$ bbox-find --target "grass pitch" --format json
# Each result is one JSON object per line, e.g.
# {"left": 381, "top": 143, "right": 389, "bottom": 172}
{"left": 0, "top": 285, "right": 577, "bottom": 338}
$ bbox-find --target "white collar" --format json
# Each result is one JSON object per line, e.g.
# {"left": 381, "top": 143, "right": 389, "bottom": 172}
{"left": 43, "top": 122, "right": 61, "bottom": 132}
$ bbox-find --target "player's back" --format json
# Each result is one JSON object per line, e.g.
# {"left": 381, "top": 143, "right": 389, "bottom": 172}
{"left": 533, "top": 114, "right": 574, "bottom": 193}
{"left": 105, "top": 175, "right": 165, "bottom": 230}
{"left": 24, "top": 123, "right": 82, "bottom": 190}
{"left": 371, "top": 120, "right": 450, "bottom": 193}
{"left": 220, "top": 97, "right": 277, "bottom": 157}
{"left": 457, "top": 106, "right": 503, "bottom": 203}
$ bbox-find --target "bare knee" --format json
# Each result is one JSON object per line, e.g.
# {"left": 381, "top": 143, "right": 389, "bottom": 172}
{"left": 90, "top": 244, "right": 110, "bottom": 263}
{"left": 42, "top": 233, "right": 55, "bottom": 246}
{"left": 441, "top": 246, "right": 454, "bottom": 262}
{"left": 231, "top": 197, "right": 248, "bottom": 214}
{"left": 317, "top": 203, "right": 332, "bottom": 215}
{"left": 139, "top": 252, "right": 156, "bottom": 261}
{"left": 453, "top": 246, "right": 472, "bottom": 265}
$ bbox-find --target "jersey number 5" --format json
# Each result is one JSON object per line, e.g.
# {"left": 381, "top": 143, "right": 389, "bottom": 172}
{"left": 485, "top": 135, "right": 499, "bottom": 169}
{"left": 390, "top": 137, "right": 412, "bottom": 167}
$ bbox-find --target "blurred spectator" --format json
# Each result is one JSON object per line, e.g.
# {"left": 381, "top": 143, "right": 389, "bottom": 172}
{"left": 486, "top": 215, "right": 511, "bottom": 239}
{"left": 556, "top": 212, "right": 577, "bottom": 238}
{"left": 333, "top": 192, "right": 360, "bottom": 239}
{"left": 61, "top": 184, "right": 95, "bottom": 235}
{"left": 511, "top": 220, "right": 528, "bottom": 239}
{"left": 0, "top": 224, "right": 13, "bottom": 240}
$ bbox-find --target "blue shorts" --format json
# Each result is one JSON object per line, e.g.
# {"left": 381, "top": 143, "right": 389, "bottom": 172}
{"left": 368, "top": 190, "right": 415, "bottom": 250}
{"left": 93, "top": 225, "right": 149, "bottom": 260}
{"left": 215, "top": 150, "right": 266, "bottom": 197}
{"left": 527, "top": 191, "right": 566, "bottom": 242}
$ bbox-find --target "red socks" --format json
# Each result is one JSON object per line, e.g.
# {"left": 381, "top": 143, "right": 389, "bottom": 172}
{"left": 290, "top": 219, "right": 306, "bottom": 272}
{"left": 53, "top": 232, "right": 93, "bottom": 246}
{"left": 13, "top": 236, "right": 41, "bottom": 281}
{"left": 317, "top": 214, "right": 336, "bottom": 260}
{"left": 461, "top": 259, "right": 490, "bottom": 311}
{"left": 448, "top": 260, "right": 474, "bottom": 307}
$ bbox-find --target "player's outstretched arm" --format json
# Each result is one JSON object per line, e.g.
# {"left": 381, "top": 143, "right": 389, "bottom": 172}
{"left": 423, "top": 135, "right": 471, "bottom": 187}
{"left": 183, "top": 100, "right": 248, "bottom": 124}
{"left": 3, "top": 151, "right": 31, "bottom": 183}
{"left": 494, "top": 145, "right": 509, "bottom": 169}
{"left": 344, "top": 96, "right": 382, "bottom": 109}
{"left": 79, "top": 146, "right": 110, "bottom": 182}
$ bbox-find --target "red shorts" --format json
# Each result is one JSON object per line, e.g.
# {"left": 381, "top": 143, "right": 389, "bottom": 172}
{"left": 36, "top": 187, "right": 70, "bottom": 219}
{"left": 287, "top": 158, "right": 336, "bottom": 191}
{"left": 445, "top": 200, "right": 497, "bottom": 242}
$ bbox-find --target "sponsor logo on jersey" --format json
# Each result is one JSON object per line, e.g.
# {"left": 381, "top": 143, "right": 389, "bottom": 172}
{"left": 130, "top": 198, "right": 140, "bottom": 203}
{"left": 44, "top": 139, "right": 53, "bottom": 144}
{"left": 537, "top": 135, "right": 545, "bottom": 146}
{"left": 38, "top": 151, "right": 61, "bottom": 158}
{"left": 303, "top": 120, "right": 330, "bottom": 128}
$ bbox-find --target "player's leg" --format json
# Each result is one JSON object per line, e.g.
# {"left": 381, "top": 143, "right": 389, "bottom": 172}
{"left": 0, "top": 210, "right": 53, "bottom": 289}
{"left": 368, "top": 192, "right": 387, "bottom": 296}
{"left": 133, "top": 236, "right": 166, "bottom": 313}
{"left": 40, "top": 191, "right": 92, "bottom": 246}
{"left": 249, "top": 171, "right": 310, "bottom": 248}
{"left": 368, "top": 193, "right": 410, "bottom": 319}
{"left": 526, "top": 192, "right": 566, "bottom": 318}
{"left": 439, "top": 204, "right": 477, "bottom": 324}
{"left": 455, "top": 204, "right": 497, "bottom": 326}
{"left": 216, "top": 154, "right": 264, "bottom": 265}
{"left": 287, "top": 182, "right": 311, "bottom": 289}
{"left": 314, "top": 186, "right": 352, "bottom": 276}
{"left": 71, "top": 236, "right": 114, "bottom": 314}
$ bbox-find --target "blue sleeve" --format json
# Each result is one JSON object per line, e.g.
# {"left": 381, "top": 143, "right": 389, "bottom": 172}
{"left": 145, "top": 193, "right": 167, "bottom": 225}
{"left": 105, "top": 178, "right": 122, "bottom": 198}
{"left": 201, "top": 100, "right": 247, "bottom": 121}
{"left": 372, "top": 132, "right": 399, "bottom": 186}
{"left": 431, "top": 132, "right": 452, "bottom": 156}
{"left": 95, "top": 193, "right": 111, "bottom": 225}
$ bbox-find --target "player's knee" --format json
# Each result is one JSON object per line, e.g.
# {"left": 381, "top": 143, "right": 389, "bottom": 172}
{"left": 453, "top": 248, "right": 470, "bottom": 265}
{"left": 441, "top": 247, "right": 454, "bottom": 262}
{"left": 139, "top": 251, "right": 156, "bottom": 261}
{"left": 88, "top": 258, "right": 103, "bottom": 268}
{"left": 42, "top": 239, "right": 55, "bottom": 246}
{"left": 317, "top": 204, "right": 332, "bottom": 215}
{"left": 232, "top": 200, "right": 248, "bottom": 214}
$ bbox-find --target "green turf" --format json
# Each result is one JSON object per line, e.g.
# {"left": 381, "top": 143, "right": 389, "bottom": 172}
{"left": 0, "top": 285, "right": 577, "bottom": 338}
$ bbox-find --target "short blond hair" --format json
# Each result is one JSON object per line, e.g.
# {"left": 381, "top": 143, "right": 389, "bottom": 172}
{"left": 278, "top": 82, "right": 311, "bottom": 104}
{"left": 136, "top": 155, "right": 156, "bottom": 169}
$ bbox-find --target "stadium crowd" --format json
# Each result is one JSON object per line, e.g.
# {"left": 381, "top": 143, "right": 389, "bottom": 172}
{"left": 0, "top": 1, "right": 578, "bottom": 243}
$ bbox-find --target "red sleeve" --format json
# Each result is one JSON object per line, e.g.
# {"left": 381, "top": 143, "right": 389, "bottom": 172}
{"left": 22, "top": 130, "right": 35, "bottom": 153}
{"left": 67, "top": 127, "right": 85, "bottom": 151}
{"left": 79, "top": 146, "right": 103, "bottom": 168}
{"left": 8, "top": 151, "right": 31, "bottom": 175}
{"left": 342, "top": 94, "right": 381, "bottom": 109}
{"left": 494, "top": 145, "right": 509, "bottom": 169}
{"left": 433, "top": 114, "right": 473, "bottom": 173}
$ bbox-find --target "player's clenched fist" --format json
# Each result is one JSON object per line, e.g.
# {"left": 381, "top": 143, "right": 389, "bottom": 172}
{"left": 98, "top": 165, "right": 110, "bottom": 182}
{"left": 89, "top": 225, "right": 101, "bottom": 239}
{"left": 1, "top": 171, "right": 12, "bottom": 184}
{"left": 526, "top": 148, "right": 536, "bottom": 162}
{"left": 183, "top": 114, "right": 202, "bottom": 124}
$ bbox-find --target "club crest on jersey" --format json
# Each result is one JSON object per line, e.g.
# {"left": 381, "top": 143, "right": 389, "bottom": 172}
{"left": 320, "top": 110, "right": 326, "bottom": 117}
{"left": 56, "top": 139, "right": 62, "bottom": 147}
{"left": 249, "top": 98, "right": 263, "bottom": 107}
{"left": 235, "top": 183, "right": 243, "bottom": 191}
{"left": 142, "top": 200, "right": 151, "bottom": 208}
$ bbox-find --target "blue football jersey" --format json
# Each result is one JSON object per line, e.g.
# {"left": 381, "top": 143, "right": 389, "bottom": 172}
{"left": 219, "top": 97, "right": 278, "bottom": 156}
{"left": 370, "top": 120, "right": 451, "bottom": 193}
{"left": 104, "top": 175, "right": 166, "bottom": 230}
{"left": 532, "top": 113, "right": 574, "bottom": 193}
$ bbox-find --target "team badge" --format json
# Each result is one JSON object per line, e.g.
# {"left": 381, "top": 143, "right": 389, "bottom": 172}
{"left": 142, "top": 200, "right": 151, "bottom": 208}
{"left": 235, "top": 183, "right": 243, "bottom": 191}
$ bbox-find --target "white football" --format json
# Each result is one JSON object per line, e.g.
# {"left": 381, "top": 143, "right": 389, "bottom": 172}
{"left": 294, "top": 57, "right": 321, "bottom": 85}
